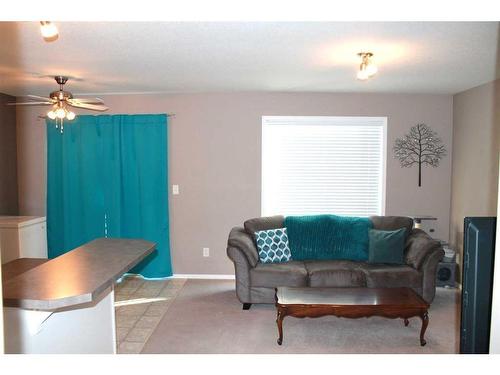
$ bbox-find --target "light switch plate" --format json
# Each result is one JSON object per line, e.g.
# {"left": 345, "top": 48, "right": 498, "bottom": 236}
{"left": 172, "top": 185, "right": 179, "bottom": 195}
{"left": 203, "top": 247, "right": 210, "bottom": 257}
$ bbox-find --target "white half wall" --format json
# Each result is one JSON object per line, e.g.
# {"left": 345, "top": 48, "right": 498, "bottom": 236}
{"left": 3, "top": 289, "right": 116, "bottom": 354}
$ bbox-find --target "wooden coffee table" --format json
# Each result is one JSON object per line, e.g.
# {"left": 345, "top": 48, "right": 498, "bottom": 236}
{"left": 275, "top": 287, "right": 430, "bottom": 346}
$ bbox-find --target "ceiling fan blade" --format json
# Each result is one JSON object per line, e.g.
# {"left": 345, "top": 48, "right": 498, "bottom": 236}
{"left": 26, "top": 95, "right": 55, "bottom": 101}
{"left": 68, "top": 102, "right": 109, "bottom": 111}
{"left": 7, "top": 101, "right": 53, "bottom": 106}
{"left": 69, "top": 97, "right": 105, "bottom": 104}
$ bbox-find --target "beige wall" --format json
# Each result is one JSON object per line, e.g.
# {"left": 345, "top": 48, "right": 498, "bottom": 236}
{"left": 489, "top": 159, "right": 500, "bottom": 352}
{"left": 16, "top": 92, "right": 453, "bottom": 274}
{"left": 0, "top": 93, "right": 18, "bottom": 215}
{"left": 450, "top": 80, "right": 500, "bottom": 261}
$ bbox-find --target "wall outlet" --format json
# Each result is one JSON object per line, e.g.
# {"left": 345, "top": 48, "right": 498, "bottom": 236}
{"left": 172, "top": 184, "right": 180, "bottom": 195}
{"left": 203, "top": 247, "right": 210, "bottom": 257}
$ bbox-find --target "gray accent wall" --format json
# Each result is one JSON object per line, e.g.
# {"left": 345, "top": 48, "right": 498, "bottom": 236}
{"left": 450, "top": 80, "right": 500, "bottom": 265}
{"left": 16, "top": 92, "right": 453, "bottom": 275}
{"left": 0, "top": 93, "right": 18, "bottom": 215}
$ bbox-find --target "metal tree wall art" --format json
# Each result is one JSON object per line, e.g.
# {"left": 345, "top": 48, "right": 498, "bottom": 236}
{"left": 393, "top": 123, "right": 446, "bottom": 187}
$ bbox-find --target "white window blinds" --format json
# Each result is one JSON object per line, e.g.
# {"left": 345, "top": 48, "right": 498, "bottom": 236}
{"left": 262, "top": 116, "right": 386, "bottom": 217}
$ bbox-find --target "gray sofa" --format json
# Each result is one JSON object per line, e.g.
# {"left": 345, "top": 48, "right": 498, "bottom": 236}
{"left": 226, "top": 215, "right": 444, "bottom": 309}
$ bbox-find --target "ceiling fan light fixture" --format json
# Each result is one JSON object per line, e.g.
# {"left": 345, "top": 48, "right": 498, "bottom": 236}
{"left": 66, "top": 111, "right": 76, "bottom": 120}
{"left": 47, "top": 110, "right": 57, "bottom": 120}
{"left": 357, "top": 52, "right": 377, "bottom": 80}
{"left": 55, "top": 107, "right": 66, "bottom": 119}
{"left": 40, "top": 21, "right": 59, "bottom": 42}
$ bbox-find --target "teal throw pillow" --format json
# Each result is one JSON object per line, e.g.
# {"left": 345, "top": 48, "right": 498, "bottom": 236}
{"left": 368, "top": 228, "right": 406, "bottom": 264}
{"left": 255, "top": 228, "right": 292, "bottom": 264}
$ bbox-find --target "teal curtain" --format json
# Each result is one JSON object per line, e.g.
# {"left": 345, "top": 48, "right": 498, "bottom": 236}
{"left": 47, "top": 114, "right": 171, "bottom": 278}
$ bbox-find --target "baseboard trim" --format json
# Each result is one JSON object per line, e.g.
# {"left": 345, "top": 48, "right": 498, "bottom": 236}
{"left": 170, "top": 274, "right": 235, "bottom": 280}
{"left": 118, "top": 273, "right": 235, "bottom": 282}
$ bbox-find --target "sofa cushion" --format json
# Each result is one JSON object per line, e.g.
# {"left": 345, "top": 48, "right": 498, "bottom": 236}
{"left": 244, "top": 215, "right": 285, "bottom": 236}
{"left": 250, "top": 261, "right": 308, "bottom": 288}
{"left": 360, "top": 263, "right": 422, "bottom": 288}
{"left": 368, "top": 228, "right": 406, "bottom": 264}
{"left": 255, "top": 228, "right": 292, "bottom": 264}
{"left": 369, "top": 216, "right": 413, "bottom": 239}
{"left": 304, "top": 260, "right": 366, "bottom": 287}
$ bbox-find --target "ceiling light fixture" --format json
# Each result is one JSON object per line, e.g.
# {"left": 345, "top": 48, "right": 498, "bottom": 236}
{"left": 357, "top": 52, "right": 377, "bottom": 80}
{"left": 40, "top": 21, "right": 59, "bottom": 42}
{"left": 47, "top": 104, "right": 77, "bottom": 132}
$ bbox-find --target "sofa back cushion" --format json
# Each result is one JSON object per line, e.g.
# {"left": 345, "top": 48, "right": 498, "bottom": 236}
{"left": 369, "top": 216, "right": 413, "bottom": 238}
{"left": 244, "top": 215, "right": 285, "bottom": 235}
{"left": 284, "top": 214, "right": 373, "bottom": 261}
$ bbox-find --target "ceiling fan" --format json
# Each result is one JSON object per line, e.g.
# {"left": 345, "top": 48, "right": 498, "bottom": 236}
{"left": 8, "top": 76, "right": 109, "bottom": 132}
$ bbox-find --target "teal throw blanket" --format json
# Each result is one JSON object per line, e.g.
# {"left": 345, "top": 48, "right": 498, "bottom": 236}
{"left": 284, "top": 215, "right": 373, "bottom": 261}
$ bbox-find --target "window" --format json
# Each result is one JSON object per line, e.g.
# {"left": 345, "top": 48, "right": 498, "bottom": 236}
{"left": 262, "top": 116, "right": 387, "bottom": 217}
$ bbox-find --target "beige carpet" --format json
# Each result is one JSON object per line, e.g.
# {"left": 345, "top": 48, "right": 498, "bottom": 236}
{"left": 141, "top": 279, "right": 460, "bottom": 354}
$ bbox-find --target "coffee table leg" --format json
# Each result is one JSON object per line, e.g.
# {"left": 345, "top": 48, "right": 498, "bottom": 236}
{"left": 404, "top": 318, "right": 409, "bottom": 327}
{"left": 419, "top": 311, "right": 429, "bottom": 346}
{"left": 276, "top": 308, "right": 284, "bottom": 345}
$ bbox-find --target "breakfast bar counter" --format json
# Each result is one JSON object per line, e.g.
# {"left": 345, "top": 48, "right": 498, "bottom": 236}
{"left": 2, "top": 238, "right": 156, "bottom": 354}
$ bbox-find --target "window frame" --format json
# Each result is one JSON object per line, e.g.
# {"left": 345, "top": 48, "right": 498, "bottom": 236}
{"left": 261, "top": 115, "right": 387, "bottom": 217}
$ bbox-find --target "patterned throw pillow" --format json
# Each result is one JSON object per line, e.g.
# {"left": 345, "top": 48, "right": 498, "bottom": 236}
{"left": 254, "top": 228, "right": 292, "bottom": 264}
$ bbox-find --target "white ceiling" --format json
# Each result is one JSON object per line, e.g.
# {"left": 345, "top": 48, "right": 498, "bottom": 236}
{"left": 0, "top": 22, "right": 499, "bottom": 96}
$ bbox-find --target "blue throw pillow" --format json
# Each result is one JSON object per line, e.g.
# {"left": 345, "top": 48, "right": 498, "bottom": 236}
{"left": 255, "top": 228, "right": 292, "bottom": 264}
{"left": 368, "top": 228, "right": 406, "bottom": 264}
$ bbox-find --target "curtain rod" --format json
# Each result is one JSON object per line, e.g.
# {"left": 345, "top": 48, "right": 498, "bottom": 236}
{"left": 38, "top": 113, "right": 176, "bottom": 120}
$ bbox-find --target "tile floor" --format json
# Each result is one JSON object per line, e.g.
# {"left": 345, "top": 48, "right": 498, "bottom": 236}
{"left": 114, "top": 275, "right": 187, "bottom": 353}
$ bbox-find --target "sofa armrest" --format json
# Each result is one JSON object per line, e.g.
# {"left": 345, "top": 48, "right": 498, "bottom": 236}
{"left": 404, "top": 228, "right": 442, "bottom": 270}
{"left": 227, "top": 227, "right": 259, "bottom": 268}
{"left": 227, "top": 227, "right": 259, "bottom": 304}
{"left": 404, "top": 228, "right": 444, "bottom": 303}
{"left": 420, "top": 246, "right": 445, "bottom": 303}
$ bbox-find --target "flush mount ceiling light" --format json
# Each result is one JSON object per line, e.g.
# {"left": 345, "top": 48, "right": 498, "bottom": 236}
{"left": 40, "top": 21, "right": 59, "bottom": 42}
{"left": 357, "top": 52, "right": 378, "bottom": 81}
